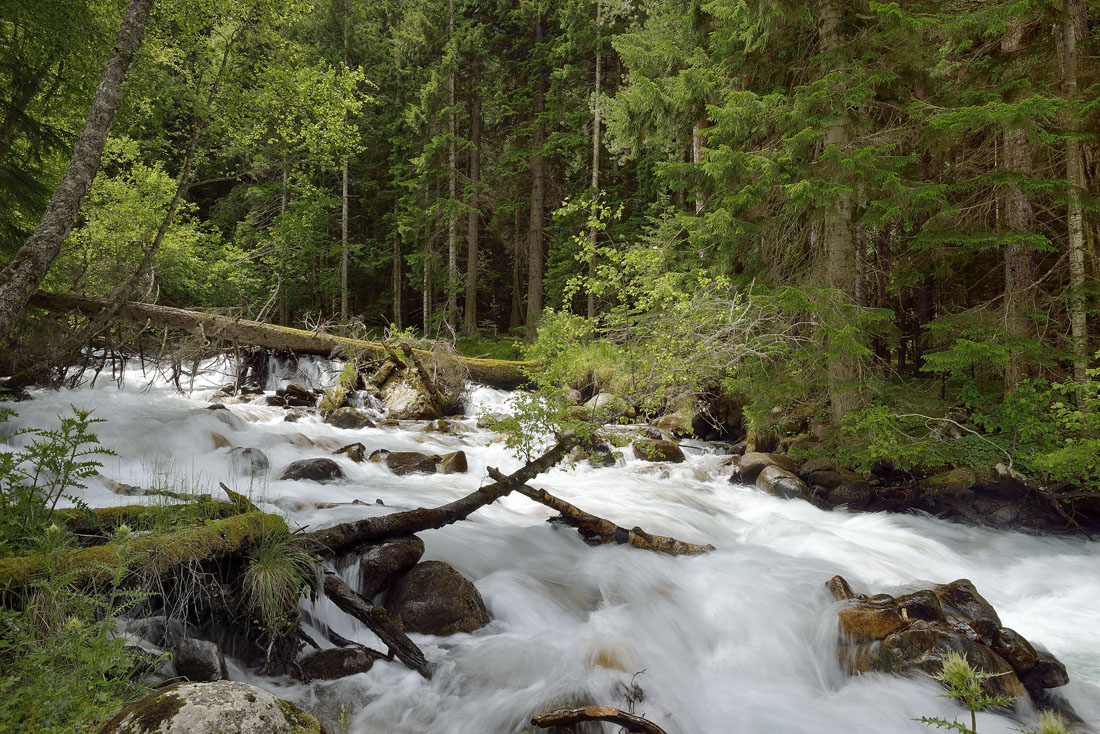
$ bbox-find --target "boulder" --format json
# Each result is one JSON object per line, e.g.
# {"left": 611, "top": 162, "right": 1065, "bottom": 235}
{"left": 279, "top": 458, "right": 343, "bottom": 482}
{"left": 736, "top": 452, "right": 799, "bottom": 482}
{"left": 992, "top": 627, "right": 1038, "bottom": 675}
{"left": 277, "top": 383, "right": 317, "bottom": 408}
{"left": 931, "top": 579, "right": 1001, "bottom": 637}
{"left": 438, "top": 451, "right": 468, "bottom": 474}
{"left": 837, "top": 605, "right": 907, "bottom": 641}
{"left": 571, "top": 439, "right": 617, "bottom": 468}
{"left": 298, "top": 648, "right": 374, "bottom": 681}
{"left": 385, "top": 560, "right": 490, "bottom": 635}
{"left": 652, "top": 412, "right": 692, "bottom": 437}
{"left": 357, "top": 535, "right": 425, "bottom": 599}
{"left": 1020, "top": 650, "right": 1069, "bottom": 691}
{"left": 564, "top": 389, "right": 583, "bottom": 405}
{"left": 211, "top": 432, "right": 232, "bottom": 449}
{"left": 173, "top": 637, "right": 228, "bottom": 682}
{"left": 228, "top": 447, "right": 269, "bottom": 475}
{"left": 755, "top": 465, "right": 809, "bottom": 500}
{"left": 381, "top": 374, "right": 441, "bottom": 421}
{"left": 99, "top": 680, "right": 325, "bottom": 734}
{"left": 420, "top": 419, "right": 468, "bottom": 434}
{"left": 334, "top": 442, "right": 367, "bottom": 463}
{"left": 324, "top": 407, "right": 375, "bottom": 430}
{"left": 824, "top": 482, "right": 874, "bottom": 509}
{"left": 584, "top": 392, "right": 623, "bottom": 412}
{"left": 632, "top": 439, "right": 685, "bottom": 463}
{"left": 369, "top": 450, "right": 437, "bottom": 476}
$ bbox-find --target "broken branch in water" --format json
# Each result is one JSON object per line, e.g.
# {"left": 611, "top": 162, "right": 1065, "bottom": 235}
{"left": 486, "top": 468, "right": 714, "bottom": 556}
{"left": 531, "top": 706, "right": 669, "bottom": 734}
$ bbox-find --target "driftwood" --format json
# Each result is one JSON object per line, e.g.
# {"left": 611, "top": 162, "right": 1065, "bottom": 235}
{"left": 486, "top": 468, "right": 714, "bottom": 556}
{"left": 531, "top": 706, "right": 669, "bottom": 734}
{"left": 305, "top": 437, "right": 575, "bottom": 557}
{"left": 322, "top": 573, "right": 432, "bottom": 679}
{"left": 27, "top": 290, "right": 531, "bottom": 388}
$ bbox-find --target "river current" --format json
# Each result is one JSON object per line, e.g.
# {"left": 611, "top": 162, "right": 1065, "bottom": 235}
{"left": 5, "top": 357, "right": 1099, "bottom": 733}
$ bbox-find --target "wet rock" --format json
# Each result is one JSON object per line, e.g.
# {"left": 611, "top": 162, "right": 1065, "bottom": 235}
{"left": 283, "top": 411, "right": 303, "bottom": 423}
{"left": 894, "top": 590, "right": 947, "bottom": 624}
{"left": 334, "top": 442, "right": 367, "bottom": 463}
{"left": 824, "top": 482, "right": 874, "bottom": 509}
{"left": 727, "top": 440, "right": 747, "bottom": 456}
{"left": 357, "top": 535, "right": 425, "bottom": 599}
{"left": 299, "top": 647, "right": 374, "bottom": 681}
{"left": 211, "top": 432, "right": 233, "bottom": 449}
{"left": 992, "top": 627, "right": 1038, "bottom": 675}
{"left": 571, "top": 439, "right": 617, "bottom": 468}
{"left": 277, "top": 383, "right": 316, "bottom": 408}
{"left": 827, "top": 575, "right": 856, "bottom": 600}
{"left": 924, "top": 468, "right": 978, "bottom": 495}
{"left": 381, "top": 374, "right": 441, "bottom": 421}
{"left": 99, "top": 680, "right": 324, "bottom": 734}
{"left": 173, "top": 637, "right": 228, "bottom": 682}
{"left": 755, "top": 465, "right": 809, "bottom": 500}
{"left": 211, "top": 408, "right": 247, "bottom": 431}
{"left": 476, "top": 413, "right": 507, "bottom": 429}
{"left": 266, "top": 395, "right": 287, "bottom": 407}
{"left": 438, "top": 451, "right": 468, "bottom": 474}
{"left": 228, "top": 447, "right": 269, "bottom": 475}
{"left": 420, "top": 419, "right": 467, "bottom": 434}
{"left": 385, "top": 560, "right": 490, "bottom": 636}
{"left": 1020, "top": 650, "right": 1069, "bottom": 690}
{"left": 632, "top": 439, "right": 685, "bottom": 463}
{"left": 805, "top": 467, "right": 865, "bottom": 489}
{"left": 279, "top": 458, "right": 343, "bottom": 482}
{"left": 369, "top": 449, "right": 437, "bottom": 476}
{"left": 736, "top": 452, "right": 800, "bottom": 482}
{"left": 652, "top": 411, "right": 692, "bottom": 437}
{"left": 837, "top": 605, "right": 907, "bottom": 641}
{"left": 931, "top": 579, "right": 1001, "bottom": 637}
{"left": 325, "top": 407, "right": 375, "bottom": 430}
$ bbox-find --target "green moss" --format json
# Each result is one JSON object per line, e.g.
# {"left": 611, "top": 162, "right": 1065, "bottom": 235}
{"left": 100, "top": 683, "right": 185, "bottom": 734}
{"left": 278, "top": 699, "right": 326, "bottom": 734}
{"left": 319, "top": 360, "right": 359, "bottom": 414}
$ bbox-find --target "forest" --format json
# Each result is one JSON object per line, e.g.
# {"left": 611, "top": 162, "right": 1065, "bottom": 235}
{"left": 2, "top": 0, "right": 1100, "bottom": 733}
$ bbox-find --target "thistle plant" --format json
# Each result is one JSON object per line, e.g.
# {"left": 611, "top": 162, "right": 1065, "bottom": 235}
{"left": 917, "top": 652, "right": 1016, "bottom": 734}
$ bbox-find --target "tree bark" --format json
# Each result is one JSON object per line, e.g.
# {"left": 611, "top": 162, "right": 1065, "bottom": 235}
{"left": 525, "top": 15, "right": 548, "bottom": 341}
{"left": 511, "top": 207, "right": 524, "bottom": 330}
{"left": 531, "top": 707, "right": 668, "bottom": 734}
{"left": 1002, "top": 21, "right": 1038, "bottom": 393}
{"left": 0, "top": 0, "right": 154, "bottom": 344}
{"left": 818, "top": 0, "right": 859, "bottom": 423}
{"left": 341, "top": 157, "right": 350, "bottom": 321}
{"left": 446, "top": 0, "right": 458, "bottom": 330}
{"left": 587, "top": 2, "right": 603, "bottom": 320}
{"left": 1063, "top": 0, "right": 1089, "bottom": 384}
{"left": 25, "top": 290, "right": 533, "bottom": 388}
{"left": 304, "top": 436, "right": 573, "bottom": 556}
{"left": 463, "top": 73, "right": 482, "bottom": 336}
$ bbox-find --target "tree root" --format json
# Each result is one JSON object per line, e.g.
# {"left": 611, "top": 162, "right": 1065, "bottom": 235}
{"left": 531, "top": 706, "right": 669, "bottom": 734}
{"left": 486, "top": 468, "right": 714, "bottom": 556}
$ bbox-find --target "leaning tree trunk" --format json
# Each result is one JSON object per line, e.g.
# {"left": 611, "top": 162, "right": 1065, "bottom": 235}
{"left": 0, "top": 0, "right": 154, "bottom": 344}
{"left": 525, "top": 15, "right": 548, "bottom": 341}
{"left": 818, "top": 0, "right": 860, "bottom": 423}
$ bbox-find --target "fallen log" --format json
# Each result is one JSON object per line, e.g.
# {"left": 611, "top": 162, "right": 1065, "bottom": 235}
{"left": 322, "top": 572, "right": 432, "bottom": 679}
{"left": 305, "top": 436, "right": 575, "bottom": 557}
{"left": 27, "top": 290, "right": 532, "bottom": 389}
{"left": 531, "top": 706, "right": 669, "bottom": 734}
{"left": 486, "top": 468, "right": 714, "bottom": 556}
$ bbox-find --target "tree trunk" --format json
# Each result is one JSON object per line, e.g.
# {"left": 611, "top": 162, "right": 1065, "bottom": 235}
{"left": 26, "top": 291, "right": 532, "bottom": 388}
{"left": 818, "top": 0, "right": 859, "bottom": 423}
{"left": 1002, "top": 21, "right": 1038, "bottom": 393}
{"left": 0, "top": 0, "right": 154, "bottom": 344}
{"left": 341, "top": 157, "right": 349, "bottom": 322}
{"left": 1063, "top": 0, "right": 1089, "bottom": 384}
{"left": 446, "top": 0, "right": 458, "bottom": 330}
{"left": 692, "top": 114, "right": 707, "bottom": 215}
{"left": 511, "top": 207, "right": 524, "bottom": 330}
{"left": 587, "top": 1, "right": 603, "bottom": 320}
{"left": 463, "top": 75, "right": 482, "bottom": 336}
{"left": 392, "top": 223, "right": 403, "bottom": 330}
{"left": 525, "top": 15, "right": 548, "bottom": 341}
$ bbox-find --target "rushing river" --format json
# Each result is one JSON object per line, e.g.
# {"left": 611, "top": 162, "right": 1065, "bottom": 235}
{"left": 5, "top": 357, "right": 1099, "bottom": 733}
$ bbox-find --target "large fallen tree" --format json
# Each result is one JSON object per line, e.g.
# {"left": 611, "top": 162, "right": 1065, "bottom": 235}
{"left": 26, "top": 290, "right": 531, "bottom": 389}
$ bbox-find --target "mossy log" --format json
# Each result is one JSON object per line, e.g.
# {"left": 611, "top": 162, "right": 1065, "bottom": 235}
{"left": 58, "top": 500, "right": 242, "bottom": 538}
{"left": 27, "top": 290, "right": 533, "bottom": 389}
{"left": 0, "top": 511, "right": 280, "bottom": 595}
{"left": 486, "top": 468, "right": 715, "bottom": 556}
{"left": 304, "top": 436, "right": 575, "bottom": 557}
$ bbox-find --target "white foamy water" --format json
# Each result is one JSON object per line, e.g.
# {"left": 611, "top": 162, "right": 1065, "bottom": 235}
{"left": 4, "top": 360, "right": 1099, "bottom": 733}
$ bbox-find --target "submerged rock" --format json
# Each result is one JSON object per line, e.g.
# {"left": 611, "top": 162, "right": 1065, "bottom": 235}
{"left": 632, "top": 439, "right": 685, "bottom": 463}
{"left": 279, "top": 458, "right": 343, "bottom": 482}
{"left": 324, "top": 407, "right": 375, "bottom": 430}
{"left": 334, "top": 442, "right": 367, "bottom": 463}
{"left": 99, "top": 680, "right": 324, "bottom": 734}
{"left": 369, "top": 449, "right": 437, "bottom": 475}
{"left": 385, "top": 560, "right": 490, "bottom": 635}
{"left": 228, "top": 447, "right": 269, "bottom": 475}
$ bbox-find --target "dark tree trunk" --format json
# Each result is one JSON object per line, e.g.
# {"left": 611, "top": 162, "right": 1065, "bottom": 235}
{"left": 463, "top": 74, "right": 482, "bottom": 336}
{"left": 525, "top": 15, "right": 548, "bottom": 341}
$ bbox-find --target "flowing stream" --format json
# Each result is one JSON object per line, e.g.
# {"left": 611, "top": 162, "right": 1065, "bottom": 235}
{"left": 5, "top": 357, "right": 1100, "bottom": 733}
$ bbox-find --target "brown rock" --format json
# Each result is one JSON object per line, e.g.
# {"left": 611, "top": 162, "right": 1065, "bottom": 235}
{"left": 385, "top": 561, "right": 490, "bottom": 636}
{"left": 277, "top": 383, "right": 316, "bottom": 408}
{"left": 737, "top": 452, "right": 799, "bottom": 482}
{"left": 932, "top": 579, "right": 1002, "bottom": 636}
{"left": 827, "top": 575, "right": 856, "bottom": 600}
{"left": 894, "top": 590, "right": 947, "bottom": 624}
{"left": 278, "top": 458, "right": 343, "bottom": 482}
{"left": 325, "top": 407, "right": 375, "bottom": 430}
{"left": 370, "top": 449, "right": 438, "bottom": 475}
{"left": 335, "top": 442, "right": 367, "bottom": 463}
{"left": 993, "top": 627, "right": 1038, "bottom": 675}
{"left": 1020, "top": 650, "right": 1069, "bottom": 690}
{"left": 298, "top": 647, "right": 374, "bottom": 681}
{"left": 806, "top": 468, "right": 865, "bottom": 489}
{"left": 837, "top": 605, "right": 907, "bottom": 641}
{"left": 755, "top": 465, "right": 809, "bottom": 500}
{"left": 357, "top": 535, "right": 425, "bottom": 599}
{"left": 438, "top": 451, "right": 468, "bottom": 474}
{"left": 632, "top": 439, "right": 685, "bottom": 463}
{"left": 211, "top": 432, "right": 232, "bottom": 449}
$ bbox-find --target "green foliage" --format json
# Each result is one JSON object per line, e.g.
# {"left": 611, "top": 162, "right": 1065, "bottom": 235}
{"left": 241, "top": 520, "right": 317, "bottom": 635}
{"left": 0, "top": 407, "right": 114, "bottom": 557}
{"left": 916, "top": 651, "right": 1016, "bottom": 734}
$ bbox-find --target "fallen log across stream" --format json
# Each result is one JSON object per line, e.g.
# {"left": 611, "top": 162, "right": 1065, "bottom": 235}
{"left": 26, "top": 290, "right": 532, "bottom": 389}
{"left": 531, "top": 706, "right": 670, "bottom": 734}
{"left": 486, "top": 467, "right": 715, "bottom": 555}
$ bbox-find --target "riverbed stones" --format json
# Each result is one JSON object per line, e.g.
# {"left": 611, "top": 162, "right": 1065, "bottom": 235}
{"left": 632, "top": 439, "right": 685, "bottom": 463}
{"left": 279, "top": 458, "right": 343, "bottom": 482}
{"left": 384, "top": 560, "right": 490, "bottom": 635}
{"left": 381, "top": 374, "right": 442, "bottom": 421}
{"left": 438, "top": 450, "right": 468, "bottom": 474}
{"left": 357, "top": 535, "right": 425, "bottom": 599}
{"left": 755, "top": 465, "right": 808, "bottom": 500}
{"left": 324, "top": 407, "right": 374, "bottom": 430}
{"left": 370, "top": 449, "right": 437, "bottom": 475}
{"left": 228, "top": 447, "right": 269, "bottom": 475}
{"left": 298, "top": 647, "right": 374, "bottom": 681}
{"left": 828, "top": 575, "right": 1070, "bottom": 709}
{"left": 99, "top": 680, "right": 324, "bottom": 734}
{"left": 334, "top": 442, "right": 367, "bottom": 463}
{"left": 278, "top": 383, "right": 317, "bottom": 408}
{"left": 736, "top": 452, "right": 799, "bottom": 482}
{"left": 173, "top": 637, "right": 228, "bottom": 682}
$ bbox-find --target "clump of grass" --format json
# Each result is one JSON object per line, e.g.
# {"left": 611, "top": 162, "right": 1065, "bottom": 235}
{"left": 241, "top": 521, "right": 317, "bottom": 634}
